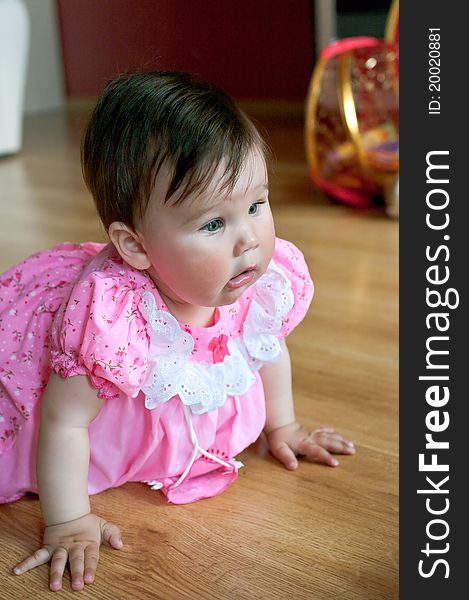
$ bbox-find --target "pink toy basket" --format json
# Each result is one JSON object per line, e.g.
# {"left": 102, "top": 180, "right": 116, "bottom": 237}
{"left": 305, "top": 33, "right": 399, "bottom": 208}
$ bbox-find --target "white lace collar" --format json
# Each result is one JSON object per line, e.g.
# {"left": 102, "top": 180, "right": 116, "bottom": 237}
{"left": 140, "top": 259, "right": 294, "bottom": 414}
{"left": 242, "top": 260, "right": 294, "bottom": 367}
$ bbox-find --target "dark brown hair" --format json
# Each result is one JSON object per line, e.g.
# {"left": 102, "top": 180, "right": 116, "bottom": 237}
{"left": 81, "top": 71, "right": 268, "bottom": 230}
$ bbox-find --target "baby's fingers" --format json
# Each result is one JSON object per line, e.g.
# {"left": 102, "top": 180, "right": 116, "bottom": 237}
{"left": 315, "top": 433, "right": 355, "bottom": 456}
{"left": 13, "top": 547, "right": 51, "bottom": 575}
{"left": 49, "top": 546, "right": 69, "bottom": 591}
{"left": 270, "top": 441, "right": 299, "bottom": 470}
{"left": 83, "top": 543, "right": 100, "bottom": 585}
{"left": 101, "top": 521, "right": 123, "bottom": 550}
{"left": 299, "top": 440, "right": 340, "bottom": 467}
{"left": 68, "top": 545, "right": 88, "bottom": 591}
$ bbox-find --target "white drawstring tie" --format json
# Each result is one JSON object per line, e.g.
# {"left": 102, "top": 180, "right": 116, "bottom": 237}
{"left": 171, "top": 405, "right": 233, "bottom": 489}
{"left": 145, "top": 404, "right": 234, "bottom": 492}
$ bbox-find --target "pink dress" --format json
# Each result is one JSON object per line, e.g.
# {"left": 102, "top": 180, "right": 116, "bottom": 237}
{"left": 0, "top": 238, "right": 313, "bottom": 505}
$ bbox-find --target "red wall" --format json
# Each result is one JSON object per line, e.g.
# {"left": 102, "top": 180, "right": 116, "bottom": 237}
{"left": 56, "top": 0, "right": 314, "bottom": 100}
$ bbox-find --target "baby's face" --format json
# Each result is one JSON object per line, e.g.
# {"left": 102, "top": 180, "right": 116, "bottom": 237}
{"left": 137, "top": 150, "right": 276, "bottom": 318}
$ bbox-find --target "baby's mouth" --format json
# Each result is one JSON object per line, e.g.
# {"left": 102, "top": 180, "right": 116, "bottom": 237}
{"left": 227, "top": 266, "right": 256, "bottom": 289}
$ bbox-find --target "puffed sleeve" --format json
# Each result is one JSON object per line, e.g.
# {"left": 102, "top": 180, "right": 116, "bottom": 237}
{"left": 50, "top": 269, "right": 150, "bottom": 400}
{"left": 272, "top": 237, "right": 314, "bottom": 338}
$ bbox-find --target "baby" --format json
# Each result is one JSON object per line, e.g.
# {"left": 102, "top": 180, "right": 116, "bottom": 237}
{"left": 0, "top": 71, "right": 354, "bottom": 591}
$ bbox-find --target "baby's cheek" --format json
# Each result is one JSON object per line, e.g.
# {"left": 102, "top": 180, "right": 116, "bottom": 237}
{"left": 178, "top": 246, "right": 223, "bottom": 285}
{"left": 196, "top": 255, "right": 226, "bottom": 283}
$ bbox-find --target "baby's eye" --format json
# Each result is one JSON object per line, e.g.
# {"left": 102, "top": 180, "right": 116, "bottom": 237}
{"left": 248, "top": 201, "right": 265, "bottom": 215}
{"left": 201, "top": 219, "right": 223, "bottom": 233}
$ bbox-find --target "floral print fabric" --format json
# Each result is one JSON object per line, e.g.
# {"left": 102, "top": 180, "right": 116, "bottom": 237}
{"left": 0, "top": 238, "right": 313, "bottom": 504}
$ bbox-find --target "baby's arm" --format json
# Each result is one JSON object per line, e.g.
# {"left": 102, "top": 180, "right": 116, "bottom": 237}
{"left": 13, "top": 374, "right": 123, "bottom": 591}
{"left": 260, "top": 339, "right": 355, "bottom": 469}
{"left": 38, "top": 374, "right": 101, "bottom": 525}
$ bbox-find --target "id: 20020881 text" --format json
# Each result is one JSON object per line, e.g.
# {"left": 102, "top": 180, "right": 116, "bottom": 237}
{"left": 428, "top": 28, "right": 441, "bottom": 115}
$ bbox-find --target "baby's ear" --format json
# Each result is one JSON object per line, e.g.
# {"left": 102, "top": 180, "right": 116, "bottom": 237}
{"left": 108, "top": 222, "right": 152, "bottom": 270}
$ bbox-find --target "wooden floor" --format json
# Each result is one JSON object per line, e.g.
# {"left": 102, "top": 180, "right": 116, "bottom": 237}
{"left": 0, "top": 108, "right": 398, "bottom": 599}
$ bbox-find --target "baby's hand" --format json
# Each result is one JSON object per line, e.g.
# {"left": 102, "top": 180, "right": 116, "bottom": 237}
{"left": 266, "top": 422, "right": 355, "bottom": 470}
{"left": 13, "top": 513, "right": 123, "bottom": 592}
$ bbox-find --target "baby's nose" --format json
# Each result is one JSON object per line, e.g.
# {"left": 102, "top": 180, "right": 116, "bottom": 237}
{"left": 234, "top": 225, "right": 259, "bottom": 256}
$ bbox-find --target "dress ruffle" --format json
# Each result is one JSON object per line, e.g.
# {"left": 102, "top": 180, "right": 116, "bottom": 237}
{"left": 48, "top": 239, "right": 314, "bottom": 407}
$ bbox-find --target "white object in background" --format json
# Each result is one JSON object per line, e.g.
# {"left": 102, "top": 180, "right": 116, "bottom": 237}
{"left": 23, "top": 0, "right": 65, "bottom": 114}
{"left": 0, "top": 0, "right": 30, "bottom": 156}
